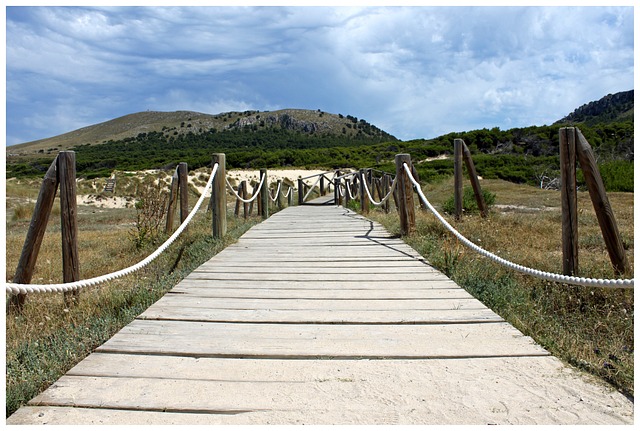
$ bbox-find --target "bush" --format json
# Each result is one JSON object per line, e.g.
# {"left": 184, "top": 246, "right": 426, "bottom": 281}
{"left": 129, "top": 177, "right": 168, "bottom": 249}
{"left": 442, "top": 186, "right": 496, "bottom": 215}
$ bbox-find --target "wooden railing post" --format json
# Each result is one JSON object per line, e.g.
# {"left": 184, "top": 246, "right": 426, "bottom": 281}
{"left": 575, "top": 128, "right": 630, "bottom": 276}
{"left": 58, "top": 151, "right": 80, "bottom": 306}
{"left": 165, "top": 168, "right": 179, "bottom": 233}
{"left": 177, "top": 162, "right": 189, "bottom": 226}
{"left": 320, "top": 176, "right": 325, "bottom": 196}
{"left": 298, "top": 178, "right": 304, "bottom": 205}
{"left": 559, "top": 128, "right": 579, "bottom": 276}
{"left": 454, "top": 138, "right": 464, "bottom": 221}
{"left": 241, "top": 181, "right": 249, "bottom": 219}
{"left": 359, "top": 169, "right": 369, "bottom": 214}
{"left": 343, "top": 177, "right": 351, "bottom": 208}
{"left": 9, "top": 156, "right": 60, "bottom": 312}
{"left": 234, "top": 182, "right": 242, "bottom": 218}
{"left": 395, "top": 154, "right": 416, "bottom": 235}
{"left": 461, "top": 140, "right": 488, "bottom": 218}
{"left": 211, "top": 153, "right": 227, "bottom": 239}
{"left": 383, "top": 174, "right": 391, "bottom": 213}
{"left": 260, "top": 168, "right": 269, "bottom": 219}
{"left": 276, "top": 179, "right": 283, "bottom": 209}
{"left": 335, "top": 172, "right": 342, "bottom": 206}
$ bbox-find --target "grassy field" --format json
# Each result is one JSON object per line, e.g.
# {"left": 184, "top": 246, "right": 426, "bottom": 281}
{"left": 365, "top": 177, "right": 634, "bottom": 398}
{"left": 5, "top": 174, "right": 265, "bottom": 417}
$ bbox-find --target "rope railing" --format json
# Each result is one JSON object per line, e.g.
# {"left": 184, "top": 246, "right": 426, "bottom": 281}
{"left": 402, "top": 163, "right": 633, "bottom": 289}
{"left": 283, "top": 185, "right": 293, "bottom": 199}
{"left": 269, "top": 181, "right": 282, "bottom": 202}
{"left": 361, "top": 173, "right": 398, "bottom": 206}
{"left": 6, "top": 164, "right": 220, "bottom": 295}
{"left": 225, "top": 173, "right": 265, "bottom": 204}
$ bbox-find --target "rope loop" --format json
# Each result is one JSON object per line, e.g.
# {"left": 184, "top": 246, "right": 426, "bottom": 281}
{"left": 225, "top": 173, "right": 265, "bottom": 203}
{"left": 402, "top": 163, "right": 633, "bottom": 289}
{"left": 361, "top": 174, "right": 398, "bottom": 206}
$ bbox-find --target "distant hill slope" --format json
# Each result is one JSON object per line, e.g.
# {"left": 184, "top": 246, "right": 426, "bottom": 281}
{"left": 555, "top": 90, "right": 634, "bottom": 125}
{"left": 7, "top": 109, "right": 396, "bottom": 156}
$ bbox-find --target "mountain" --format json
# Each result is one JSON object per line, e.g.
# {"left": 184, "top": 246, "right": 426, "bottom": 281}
{"left": 555, "top": 90, "right": 634, "bottom": 125}
{"left": 7, "top": 109, "right": 396, "bottom": 157}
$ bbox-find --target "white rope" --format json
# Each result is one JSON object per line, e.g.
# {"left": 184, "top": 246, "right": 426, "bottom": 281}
{"left": 345, "top": 181, "right": 356, "bottom": 200}
{"left": 302, "top": 173, "right": 323, "bottom": 202}
{"left": 361, "top": 174, "right": 398, "bottom": 206}
{"left": 283, "top": 186, "right": 292, "bottom": 199}
{"left": 225, "top": 173, "right": 265, "bottom": 204}
{"left": 402, "top": 164, "right": 633, "bottom": 289}
{"left": 269, "top": 181, "right": 282, "bottom": 202}
{"left": 6, "top": 164, "right": 220, "bottom": 296}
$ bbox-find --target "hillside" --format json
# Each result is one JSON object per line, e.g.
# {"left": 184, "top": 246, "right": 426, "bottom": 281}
{"left": 7, "top": 109, "right": 395, "bottom": 157}
{"left": 555, "top": 90, "right": 634, "bottom": 125}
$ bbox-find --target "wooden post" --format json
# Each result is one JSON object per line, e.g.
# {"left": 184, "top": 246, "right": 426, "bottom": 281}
{"left": 454, "top": 138, "right": 464, "bottom": 221}
{"left": 234, "top": 182, "right": 243, "bottom": 217}
{"left": 288, "top": 186, "right": 293, "bottom": 207}
{"left": 248, "top": 181, "right": 259, "bottom": 215}
{"left": 260, "top": 168, "right": 269, "bottom": 219}
{"left": 461, "top": 140, "right": 488, "bottom": 218}
{"left": 165, "top": 168, "right": 179, "bottom": 233}
{"left": 359, "top": 169, "right": 369, "bottom": 214}
{"left": 395, "top": 154, "right": 416, "bottom": 235}
{"left": 241, "top": 181, "right": 249, "bottom": 219}
{"left": 276, "top": 179, "right": 283, "bottom": 209}
{"left": 383, "top": 174, "right": 391, "bottom": 213}
{"left": 177, "top": 162, "right": 189, "bottom": 225}
{"left": 343, "top": 178, "right": 351, "bottom": 207}
{"left": 335, "top": 174, "right": 341, "bottom": 206}
{"left": 559, "top": 128, "right": 579, "bottom": 276}
{"left": 9, "top": 156, "right": 60, "bottom": 312}
{"left": 320, "top": 176, "right": 325, "bottom": 196}
{"left": 575, "top": 128, "right": 630, "bottom": 276}
{"left": 58, "top": 151, "right": 80, "bottom": 306}
{"left": 211, "top": 153, "right": 227, "bottom": 239}
{"left": 298, "top": 178, "right": 304, "bottom": 205}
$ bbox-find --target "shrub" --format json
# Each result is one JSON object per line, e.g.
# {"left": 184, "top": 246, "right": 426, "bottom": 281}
{"left": 442, "top": 186, "right": 496, "bottom": 215}
{"left": 129, "top": 177, "right": 168, "bottom": 249}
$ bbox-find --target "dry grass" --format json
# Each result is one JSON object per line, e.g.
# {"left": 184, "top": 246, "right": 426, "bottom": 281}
{"left": 5, "top": 174, "right": 266, "bottom": 417}
{"left": 367, "top": 177, "right": 634, "bottom": 397}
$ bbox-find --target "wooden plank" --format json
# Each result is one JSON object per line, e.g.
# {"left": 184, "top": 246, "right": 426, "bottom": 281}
{"left": 96, "top": 320, "right": 549, "bottom": 358}
{"left": 139, "top": 307, "right": 503, "bottom": 324}
{"left": 145, "top": 295, "right": 486, "bottom": 311}
{"left": 168, "top": 286, "right": 473, "bottom": 299}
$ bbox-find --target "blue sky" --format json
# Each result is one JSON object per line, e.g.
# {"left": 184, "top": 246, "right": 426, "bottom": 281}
{"left": 4, "top": 3, "right": 635, "bottom": 145}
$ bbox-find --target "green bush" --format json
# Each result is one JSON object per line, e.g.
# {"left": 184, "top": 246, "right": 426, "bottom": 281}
{"left": 442, "top": 186, "right": 496, "bottom": 215}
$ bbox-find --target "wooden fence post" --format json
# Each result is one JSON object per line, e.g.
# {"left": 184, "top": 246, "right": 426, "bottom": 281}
{"left": 276, "top": 179, "right": 283, "bottom": 209}
{"left": 211, "top": 153, "right": 227, "bottom": 239}
{"left": 177, "top": 162, "right": 189, "bottom": 225}
{"left": 241, "top": 181, "right": 249, "bottom": 219}
{"left": 383, "top": 174, "right": 391, "bottom": 213}
{"left": 298, "top": 178, "right": 304, "bottom": 205}
{"left": 559, "top": 128, "right": 579, "bottom": 276}
{"left": 334, "top": 175, "right": 341, "bottom": 206}
{"left": 454, "top": 138, "right": 464, "bottom": 221}
{"left": 359, "top": 169, "right": 369, "bottom": 214}
{"left": 320, "top": 176, "right": 325, "bottom": 196}
{"left": 260, "top": 168, "right": 269, "bottom": 219}
{"left": 575, "top": 128, "right": 630, "bottom": 276}
{"left": 461, "top": 140, "right": 488, "bottom": 218}
{"left": 234, "top": 182, "right": 244, "bottom": 217}
{"left": 165, "top": 168, "right": 179, "bottom": 233}
{"left": 9, "top": 156, "right": 60, "bottom": 312}
{"left": 343, "top": 178, "right": 351, "bottom": 208}
{"left": 395, "top": 154, "right": 416, "bottom": 235}
{"left": 58, "top": 151, "right": 80, "bottom": 306}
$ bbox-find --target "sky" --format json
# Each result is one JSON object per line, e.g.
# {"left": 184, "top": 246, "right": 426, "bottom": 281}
{"left": 3, "top": 2, "right": 636, "bottom": 145}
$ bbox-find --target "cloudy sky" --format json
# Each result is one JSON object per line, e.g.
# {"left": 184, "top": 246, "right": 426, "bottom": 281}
{"left": 4, "top": 3, "right": 635, "bottom": 145}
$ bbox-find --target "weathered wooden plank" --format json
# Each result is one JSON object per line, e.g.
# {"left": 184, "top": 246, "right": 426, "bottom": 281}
{"left": 170, "top": 281, "right": 473, "bottom": 300}
{"left": 96, "top": 320, "right": 548, "bottom": 358}
{"left": 139, "top": 307, "right": 503, "bottom": 324}
{"left": 185, "top": 272, "right": 452, "bottom": 282}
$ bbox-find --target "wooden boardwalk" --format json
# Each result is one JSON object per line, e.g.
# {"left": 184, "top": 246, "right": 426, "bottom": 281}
{"left": 7, "top": 198, "right": 633, "bottom": 425}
